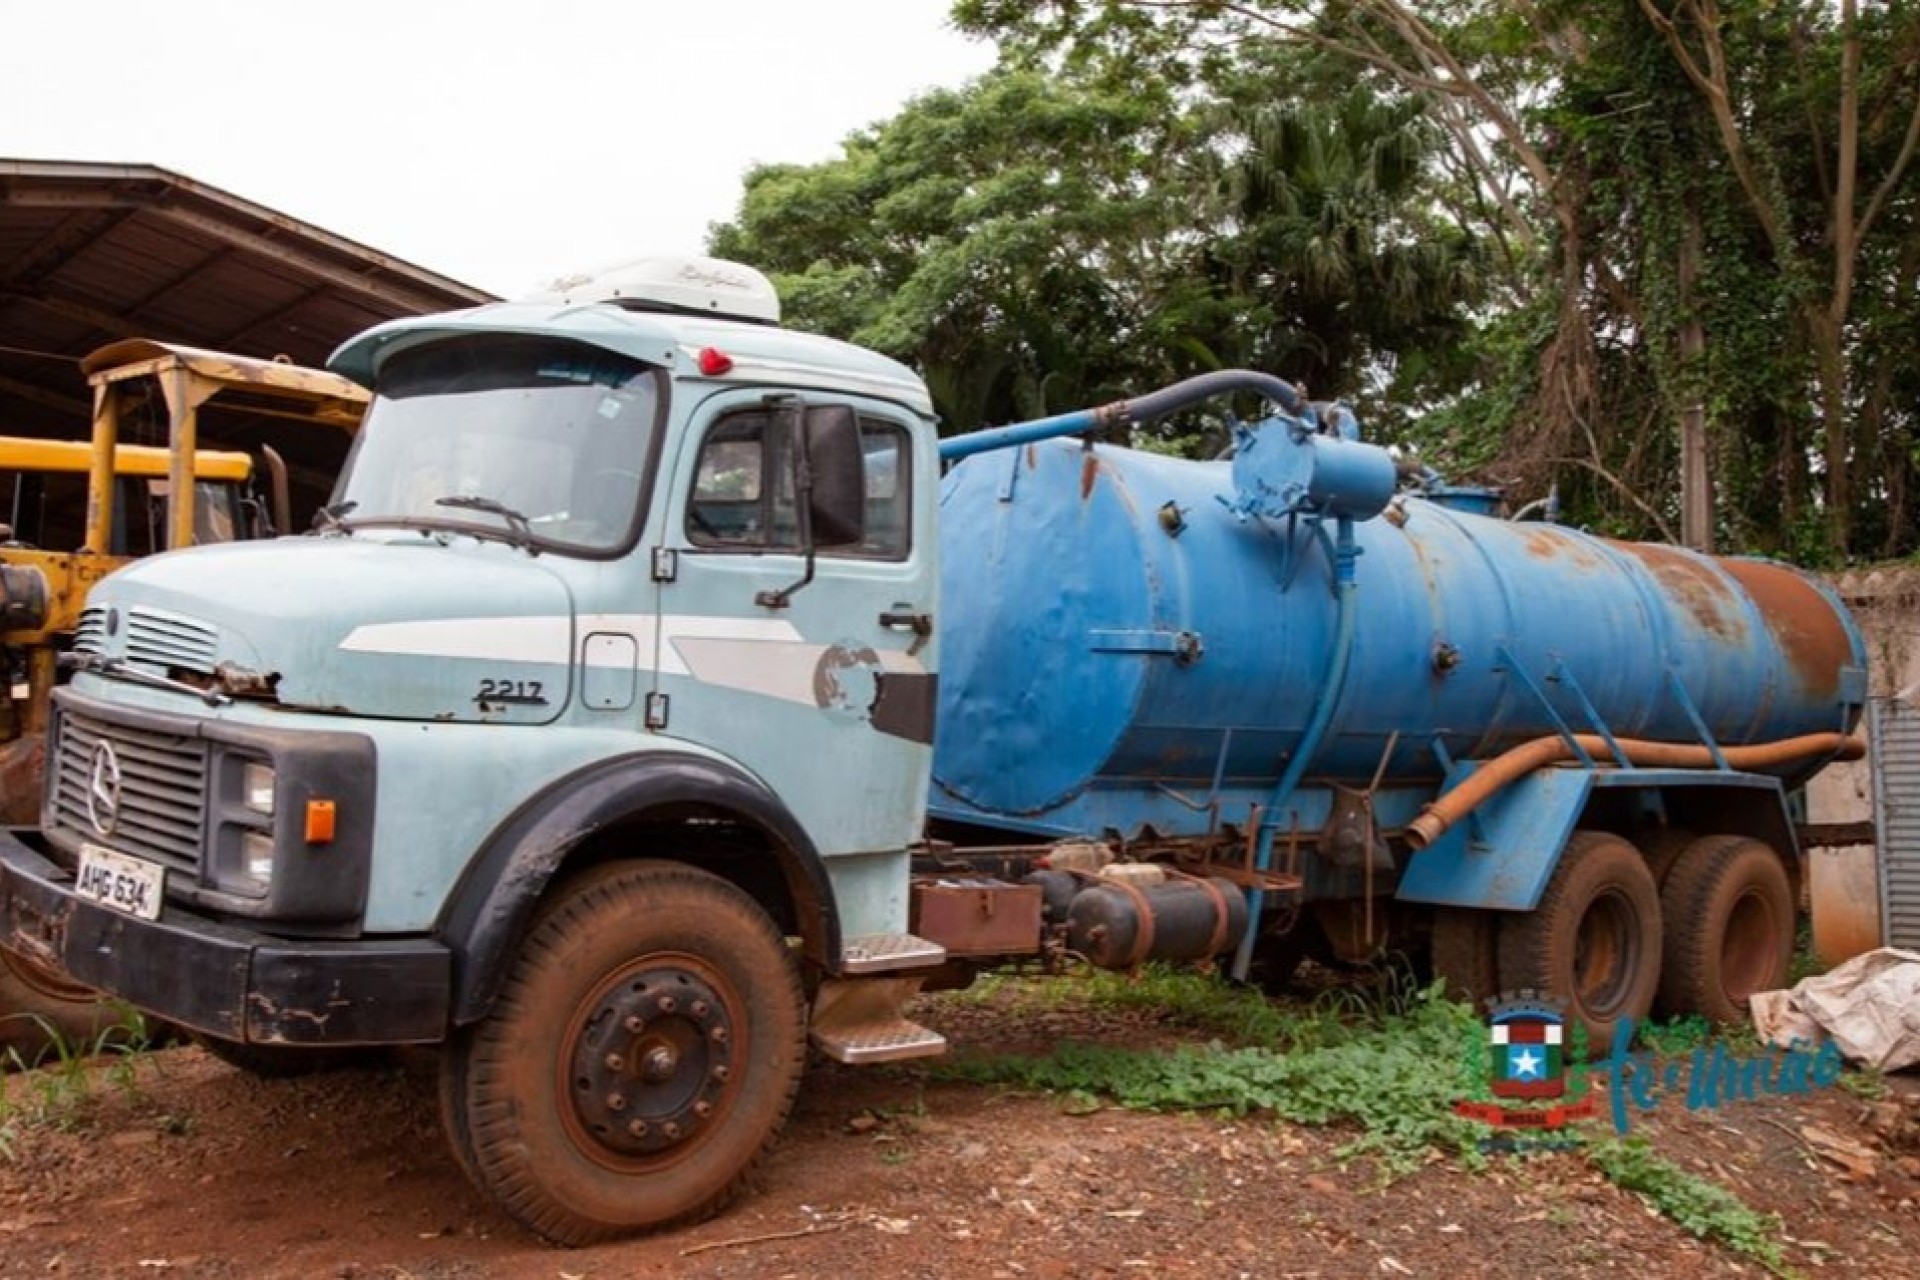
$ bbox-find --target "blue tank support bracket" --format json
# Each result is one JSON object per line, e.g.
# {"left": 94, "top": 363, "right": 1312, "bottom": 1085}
{"left": 1493, "top": 643, "right": 1595, "bottom": 769}
{"left": 1664, "top": 668, "right": 1731, "bottom": 771}
{"left": 1548, "top": 660, "right": 1629, "bottom": 768}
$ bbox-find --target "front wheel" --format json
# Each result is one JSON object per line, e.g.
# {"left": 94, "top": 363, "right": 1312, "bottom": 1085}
{"left": 442, "top": 860, "right": 807, "bottom": 1246}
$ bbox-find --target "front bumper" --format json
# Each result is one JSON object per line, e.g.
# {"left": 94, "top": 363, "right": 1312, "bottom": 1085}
{"left": 0, "top": 829, "right": 449, "bottom": 1045}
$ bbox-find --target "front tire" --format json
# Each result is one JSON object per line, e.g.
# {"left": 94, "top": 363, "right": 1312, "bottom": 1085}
{"left": 443, "top": 860, "right": 806, "bottom": 1246}
{"left": 1498, "top": 830, "right": 1662, "bottom": 1053}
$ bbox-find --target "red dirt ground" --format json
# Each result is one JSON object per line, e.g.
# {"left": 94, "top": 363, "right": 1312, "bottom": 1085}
{"left": 0, "top": 985, "right": 1915, "bottom": 1279}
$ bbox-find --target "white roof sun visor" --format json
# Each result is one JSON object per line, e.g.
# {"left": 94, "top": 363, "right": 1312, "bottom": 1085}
{"left": 525, "top": 255, "right": 781, "bottom": 325}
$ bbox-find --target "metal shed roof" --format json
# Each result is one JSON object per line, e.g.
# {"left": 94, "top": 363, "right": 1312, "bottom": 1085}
{"left": 0, "top": 158, "right": 497, "bottom": 522}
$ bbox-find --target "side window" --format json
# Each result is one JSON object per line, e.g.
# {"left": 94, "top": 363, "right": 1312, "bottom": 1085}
{"left": 687, "top": 412, "right": 795, "bottom": 547}
{"left": 686, "top": 410, "right": 912, "bottom": 561}
{"left": 855, "top": 424, "right": 910, "bottom": 559}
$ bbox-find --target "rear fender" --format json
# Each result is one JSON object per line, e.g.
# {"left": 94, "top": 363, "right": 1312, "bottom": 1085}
{"left": 1396, "top": 764, "right": 1795, "bottom": 911}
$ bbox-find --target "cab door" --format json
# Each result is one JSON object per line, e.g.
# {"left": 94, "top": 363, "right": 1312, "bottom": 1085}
{"left": 650, "top": 389, "right": 936, "bottom": 864}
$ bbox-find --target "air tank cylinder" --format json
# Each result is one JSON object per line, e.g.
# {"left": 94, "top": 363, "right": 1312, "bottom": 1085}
{"left": 1063, "top": 875, "right": 1249, "bottom": 969}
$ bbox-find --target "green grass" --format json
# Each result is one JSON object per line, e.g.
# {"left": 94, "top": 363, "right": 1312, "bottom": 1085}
{"left": 932, "top": 967, "right": 1486, "bottom": 1178}
{"left": 0, "top": 1006, "right": 158, "bottom": 1155}
{"left": 1586, "top": 1137, "right": 1794, "bottom": 1276}
{"left": 927, "top": 964, "right": 1796, "bottom": 1271}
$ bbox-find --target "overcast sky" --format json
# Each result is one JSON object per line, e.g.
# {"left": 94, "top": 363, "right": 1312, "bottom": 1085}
{"left": 0, "top": 1, "right": 998, "bottom": 298}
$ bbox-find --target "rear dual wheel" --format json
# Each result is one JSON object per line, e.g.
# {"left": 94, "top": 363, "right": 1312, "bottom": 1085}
{"left": 1498, "top": 830, "right": 1663, "bottom": 1053}
{"left": 1656, "top": 835, "right": 1794, "bottom": 1025}
{"left": 441, "top": 860, "right": 806, "bottom": 1246}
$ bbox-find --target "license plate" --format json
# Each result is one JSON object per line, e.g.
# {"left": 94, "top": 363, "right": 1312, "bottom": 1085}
{"left": 75, "top": 843, "right": 165, "bottom": 921}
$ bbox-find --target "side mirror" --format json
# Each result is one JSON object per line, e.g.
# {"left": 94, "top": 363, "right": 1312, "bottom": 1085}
{"left": 754, "top": 402, "right": 868, "bottom": 610}
{"left": 803, "top": 405, "right": 866, "bottom": 548}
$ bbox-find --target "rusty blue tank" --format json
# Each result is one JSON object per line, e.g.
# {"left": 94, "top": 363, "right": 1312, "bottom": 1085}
{"left": 927, "top": 423, "right": 1868, "bottom": 847}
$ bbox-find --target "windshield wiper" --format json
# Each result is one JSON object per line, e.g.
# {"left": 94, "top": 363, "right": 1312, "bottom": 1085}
{"left": 434, "top": 495, "right": 535, "bottom": 550}
{"left": 312, "top": 499, "right": 358, "bottom": 533}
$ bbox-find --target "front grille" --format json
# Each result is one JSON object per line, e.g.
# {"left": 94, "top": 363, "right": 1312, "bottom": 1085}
{"left": 124, "top": 607, "right": 219, "bottom": 674}
{"left": 49, "top": 708, "right": 208, "bottom": 873}
{"left": 73, "top": 606, "right": 108, "bottom": 656}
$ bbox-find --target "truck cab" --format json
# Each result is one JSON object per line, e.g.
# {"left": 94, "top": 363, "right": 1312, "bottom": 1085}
{"left": 0, "top": 258, "right": 943, "bottom": 1243}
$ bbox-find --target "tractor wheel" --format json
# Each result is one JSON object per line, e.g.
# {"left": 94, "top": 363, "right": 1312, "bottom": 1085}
{"left": 1498, "top": 830, "right": 1662, "bottom": 1054}
{"left": 441, "top": 860, "right": 806, "bottom": 1246}
{"left": 0, "top": 948, "right": 123, "bottom": 1065}
{"left": 1656, "top": 835, "right": 1795, "bottom": 1025}
{"left": 1430, "top": 908, "right": 1503, "bottom": 1007}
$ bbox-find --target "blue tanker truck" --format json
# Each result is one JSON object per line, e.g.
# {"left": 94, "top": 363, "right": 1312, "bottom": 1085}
{"left": 0, "top": 258, "right": 1865, "bottom": 1244}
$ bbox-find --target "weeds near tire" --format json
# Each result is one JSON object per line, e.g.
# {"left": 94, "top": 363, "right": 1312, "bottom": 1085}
{"left": 927, "top": 966, "right": 1796, "bottom": 1271}
{"left": 0, "top": 1005, "right": 157, "bottom": 1157}
{"left": 931, "top": 973, "right": 1486, "bottom": 1177}
{"left": 1585, "top": 1137, "right": 1792, "bottom": 1275}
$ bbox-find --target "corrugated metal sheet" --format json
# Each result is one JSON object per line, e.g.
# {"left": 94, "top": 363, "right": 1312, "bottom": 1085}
{"left": 0, "top": 159, "right": 496, "bottom": 523}
{"left": 1870, "top": 696, "right": 1920, "bottom": 949}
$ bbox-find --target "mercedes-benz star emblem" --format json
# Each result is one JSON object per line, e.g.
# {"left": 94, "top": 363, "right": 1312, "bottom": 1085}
{"left": 86, "top": 741, "right": 123, "bottom": 837}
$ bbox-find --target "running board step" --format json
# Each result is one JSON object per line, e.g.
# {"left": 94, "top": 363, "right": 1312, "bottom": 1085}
{"left": 810, "top": 1017, "right": 949, "bottom": 1065}
{"left": 810, "top": 974, "right": 949, "bottom": 1064}
{"left": 839, "top": 932, "right": 946, "bottom": 974}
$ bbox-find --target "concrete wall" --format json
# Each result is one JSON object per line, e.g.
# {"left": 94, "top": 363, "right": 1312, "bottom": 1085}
{"left": 1804, "top": 565, "right": 1920, "bottom": 961}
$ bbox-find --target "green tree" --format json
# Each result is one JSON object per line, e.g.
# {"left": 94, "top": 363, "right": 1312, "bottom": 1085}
{"left": 959, "top": 0, "right": 1920, "bottom": 562}
{"left": 712, "top": 58, "right": 1482, "bottom": 447}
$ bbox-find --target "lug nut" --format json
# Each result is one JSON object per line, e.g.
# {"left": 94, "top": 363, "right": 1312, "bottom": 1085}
{"left": 604, "top": 1052, "right": 626, "bottom": 1071}
{"left": 657, "top": 995, "right": 678, "bottom": 1013}
{"left": 690, "top": 1000, "right": 710, "bottom": 1018}
{"left": 693, "top": 1100, "right": 713, "bottom": 1119}
{"left": 605, "top": 1092, "right": 627, "bottom": 1112}
{"left": 710, "top": 1026, "right": 729, "bottom": 1044}
{"left": 662, "top": 1122, "right": 681, "bottom": 1139}
{"left": 624, "top": 1015, "right": 646, "bottom": 1033}
{"left": 711, "top": 1064, "right": 731, "bottom": 1083}
{"left": 627, "top": 1119, "right": 649, "bottom": 1138}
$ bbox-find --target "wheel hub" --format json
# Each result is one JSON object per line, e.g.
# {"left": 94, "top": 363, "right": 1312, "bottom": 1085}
{"left": 568, "top": 964, "right": 736, "bottom": 1159}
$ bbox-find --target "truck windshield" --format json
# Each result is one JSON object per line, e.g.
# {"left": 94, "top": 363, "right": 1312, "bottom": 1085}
{"left": 332, "top": 334, "right": 662, "bottom": 555}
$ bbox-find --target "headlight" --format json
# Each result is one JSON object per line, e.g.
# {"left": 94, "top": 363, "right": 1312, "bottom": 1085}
{"left": 242, "top": 762, "right": 276, "bottom": 815}
{"left": 240, "top": 831, "right": 275, "bottom": 889}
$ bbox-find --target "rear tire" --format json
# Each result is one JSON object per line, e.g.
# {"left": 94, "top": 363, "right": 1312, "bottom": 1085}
{"left": 442, "top": 860, "right": 806, "bottom": 1246}
{"left": 1430, "top": 908, "right": 1502, "bottom": 1007}
{"left": 1656, "top": 835, "right": 1794, "bottom": 1025}
{"left": 1638, "top": 827, "right": 1696, "bottom": 888}
{"left": 1498, "top": 830, "right": 1662, "bottom": 1053}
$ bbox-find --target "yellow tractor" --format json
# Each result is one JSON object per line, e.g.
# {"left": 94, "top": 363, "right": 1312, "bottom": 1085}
{"left": 0, "top": 340, "right": 366, "bottom": 1059}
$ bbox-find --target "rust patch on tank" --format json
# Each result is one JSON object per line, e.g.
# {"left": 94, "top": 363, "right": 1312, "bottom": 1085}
{"left": 1720, "top": 559, "right": 1850, "bottom": 698}
{"left": 1606, "top": 540, "right": 1745, "bottom": 642}
{"left": 1025, "top": 444, "right": 1038, "bottom": 470}
{"left": 1520, "top": 525, "right": 1605, "bottom": 572}
{"left": 1081, "top": 453, "right": 1099, "bottom": 500}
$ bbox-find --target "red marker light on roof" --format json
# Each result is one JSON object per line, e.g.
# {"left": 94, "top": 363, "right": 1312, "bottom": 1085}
{"left": 697, "top": 346, "right": 734, "bottom": 376}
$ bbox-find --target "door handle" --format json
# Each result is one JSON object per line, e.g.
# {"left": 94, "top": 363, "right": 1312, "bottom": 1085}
{"left": 878, "top": 609, "right": 932, "bottom": 637}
